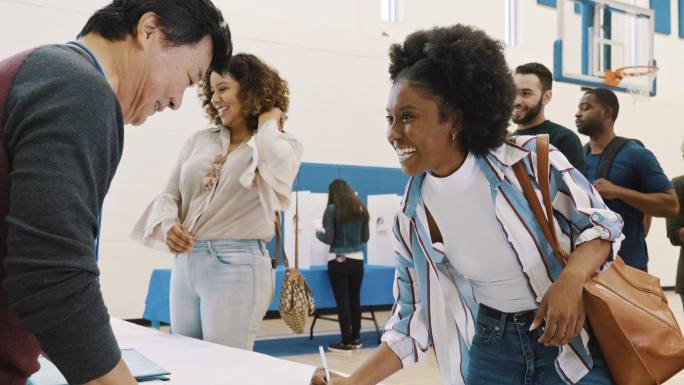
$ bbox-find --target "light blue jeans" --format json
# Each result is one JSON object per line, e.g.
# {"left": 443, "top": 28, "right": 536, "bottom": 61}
{"left": 170, "top": 239, "right": 275, "bottom": 350}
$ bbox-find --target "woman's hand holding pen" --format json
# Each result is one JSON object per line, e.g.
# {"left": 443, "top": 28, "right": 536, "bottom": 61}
{"left": 310, "top": 368, "right": 350, "bottom": 385}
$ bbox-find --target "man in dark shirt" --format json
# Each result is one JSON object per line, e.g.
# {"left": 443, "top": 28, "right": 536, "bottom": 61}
{"left": 0, "top": 1, "right": 232, "bottom": 384}
{"left": 576, "top": 88, "right": 679, "bottom": 271}
{"left": 512, "top": 62, "right": 587, "bottom": 174}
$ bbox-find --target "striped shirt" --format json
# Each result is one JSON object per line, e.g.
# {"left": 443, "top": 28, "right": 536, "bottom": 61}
{"left": 381, "top": 136, "right": 624, "bottom": 385}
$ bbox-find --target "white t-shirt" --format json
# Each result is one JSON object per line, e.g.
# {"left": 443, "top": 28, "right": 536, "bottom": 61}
{"left": 421, "top": 152, "right": 537, "bottom": 312}
{"left": 328, "top": 251, "right": 364, "bottom": 261}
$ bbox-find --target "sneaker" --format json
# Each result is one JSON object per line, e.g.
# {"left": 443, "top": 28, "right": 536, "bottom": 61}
{"left": 351, "top": 339, "right": 363, "bottom": 349}
{"left": 328, "top": 342, "right": 353, "bottom": 354}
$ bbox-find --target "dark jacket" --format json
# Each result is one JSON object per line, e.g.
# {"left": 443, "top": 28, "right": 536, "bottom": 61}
{"left": 316, "top": 204, "right": 369, "bottom": 254}
{"left": 666, "top": 175, "right": 684, "bottom": 293}
{"left": 1, "top": 45, "right": 123, "bottom": 384}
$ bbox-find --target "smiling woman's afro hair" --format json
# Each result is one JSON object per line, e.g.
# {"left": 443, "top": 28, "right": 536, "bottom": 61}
{"left": 389, "top": 24, "right": 515, "bottom": 155}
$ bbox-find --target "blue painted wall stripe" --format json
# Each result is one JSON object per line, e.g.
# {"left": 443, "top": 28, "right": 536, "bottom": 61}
{"left": 651, "top": 0, "right": 672, "bottom": 34}
{"left": 537, "top": 0, "right": 557, "bottom": 7}
{"left": 679, "top": 0, "right": 684, "bottom": 37}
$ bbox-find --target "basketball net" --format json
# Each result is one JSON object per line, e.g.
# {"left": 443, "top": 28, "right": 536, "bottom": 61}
{"left": 604, "top": 65, "right": 658, "bottom": 104}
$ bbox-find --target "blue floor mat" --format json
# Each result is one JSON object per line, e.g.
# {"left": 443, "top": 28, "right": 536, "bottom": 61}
{"left": 253, "top": 330, "right": 381, "bottom": 357}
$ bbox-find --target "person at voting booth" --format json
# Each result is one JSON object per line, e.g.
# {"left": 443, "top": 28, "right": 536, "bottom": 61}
{"left": 132, "top": 53, "right": 303, "bottom": 351}
{"left": 316, "top": 179, "right": 370, "bottom": 353}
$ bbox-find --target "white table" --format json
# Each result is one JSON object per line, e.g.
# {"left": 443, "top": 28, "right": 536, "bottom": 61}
{"left": 112, "top": 319, "right": 317, "bottom": 385}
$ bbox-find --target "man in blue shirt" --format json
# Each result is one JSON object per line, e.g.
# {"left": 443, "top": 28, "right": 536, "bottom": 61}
{"left": 576, "top": 88, "right": 679, "bottom": 271}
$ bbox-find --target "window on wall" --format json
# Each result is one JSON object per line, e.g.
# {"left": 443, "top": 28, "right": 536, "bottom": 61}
{"left": 381, "top": 0, "right": 400, "bottom": 22}
{"left": 505, "top": 0, "right": 520, "bottom": 46}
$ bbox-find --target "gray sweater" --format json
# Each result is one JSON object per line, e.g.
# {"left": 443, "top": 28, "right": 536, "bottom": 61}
{"left": 3, "top": 45, "right": 123, "bottom": 383}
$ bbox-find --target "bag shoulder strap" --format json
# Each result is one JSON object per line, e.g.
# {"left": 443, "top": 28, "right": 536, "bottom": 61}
{"left": 585, "top": 136, "right": 645, "bottom": 179}
{"left": 583, "top": 142, "right": 591, "bottom": 157}
{"left": 512, "top": 134, "right": 569, "bottom": 266}
{"left": 274, "top": 190, "right": 301, "bottom": 270}
{"left": 596, "top": 136, "right": 630, "bottom": 180}
{"left": 273, "top": 212, "right": 290, "bottom": 269}
{"left": 294, "top": 190, "right": 299, "bottom": 270}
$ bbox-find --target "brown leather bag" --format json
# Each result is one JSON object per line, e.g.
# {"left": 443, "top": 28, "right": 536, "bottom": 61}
{"left": 513, "top": 134, "right": 684, "bottom": 385}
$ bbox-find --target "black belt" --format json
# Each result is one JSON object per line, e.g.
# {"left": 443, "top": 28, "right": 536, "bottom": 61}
{"left": 478, "top": 304, "right": 536, "bottom": 324}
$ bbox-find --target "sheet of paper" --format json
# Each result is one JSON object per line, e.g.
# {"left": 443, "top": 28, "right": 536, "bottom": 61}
{"left": 284, "top": 191, "right": 329, "bottom": 267}
{"left": 367, "top": 194, "right": 402, "bottom": 266}
{"left": 28, "top": 349, "right": 169, "bottom": 385}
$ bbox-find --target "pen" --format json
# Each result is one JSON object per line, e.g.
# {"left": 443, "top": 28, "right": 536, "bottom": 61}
{"left": 318, "top": 345, "right": 331, "bottom": 383}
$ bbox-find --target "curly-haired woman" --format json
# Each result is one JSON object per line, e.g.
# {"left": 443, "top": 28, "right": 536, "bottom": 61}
{"left": 311, "top": 25, "right": 622, "bottom": 385}
{"left": 132, "top": 53, "right": 303, "bottom": 350}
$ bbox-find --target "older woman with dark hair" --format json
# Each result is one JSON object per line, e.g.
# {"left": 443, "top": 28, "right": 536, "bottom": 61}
{"left": 133, "top": 53, "right": 302, "bottom": 350}
{"left": 312, "top": 24, "right": 623, "bottom": 385}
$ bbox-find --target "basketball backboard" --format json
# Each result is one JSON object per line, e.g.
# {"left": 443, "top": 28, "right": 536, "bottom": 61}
{"left": 554, "top": 0, "right": 657, "bottom": 96}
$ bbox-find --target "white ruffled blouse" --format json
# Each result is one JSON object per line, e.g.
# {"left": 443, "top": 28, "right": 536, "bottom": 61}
{"left": 131, "top": 119, "right": 303, "bottom": 253}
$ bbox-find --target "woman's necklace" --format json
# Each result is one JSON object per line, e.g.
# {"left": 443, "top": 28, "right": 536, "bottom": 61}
{"left": 201, "top": 132, "right": 252, "bottom": 191}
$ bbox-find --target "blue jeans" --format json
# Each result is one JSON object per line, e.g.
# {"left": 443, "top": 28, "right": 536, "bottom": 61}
{"left": 466, "top": 305, "right": 614, "bottom": 385}
{"left": 170, "top": 239, "right": 274, "bottom": 350}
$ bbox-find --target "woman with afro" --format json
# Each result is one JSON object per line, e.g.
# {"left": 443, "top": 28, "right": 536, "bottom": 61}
{"left": 133, "top": 53, "right": 303, "bottom": 350}
{"left": 312, "top": 24, "right": 621, "bottom": 385}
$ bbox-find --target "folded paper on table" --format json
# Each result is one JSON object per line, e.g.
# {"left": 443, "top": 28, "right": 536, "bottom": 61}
{"left": 27, "top": 349, "right": 170, "bottom": 385}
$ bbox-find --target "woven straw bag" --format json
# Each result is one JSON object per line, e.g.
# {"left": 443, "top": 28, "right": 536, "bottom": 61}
{"left": 272, "top": 192, "right": 315, "bottom": 334}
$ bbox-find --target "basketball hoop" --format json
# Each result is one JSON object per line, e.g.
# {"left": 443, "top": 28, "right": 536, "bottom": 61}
{"left": 604, "top": 65, "right": 659, "bottom": 102}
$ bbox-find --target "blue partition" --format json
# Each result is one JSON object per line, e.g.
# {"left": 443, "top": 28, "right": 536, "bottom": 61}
{"left": 143, "top": 264, "right": 396, "bottom": 327}
{"left": 294, "top": 163, "right": 408, "bottom": 197}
